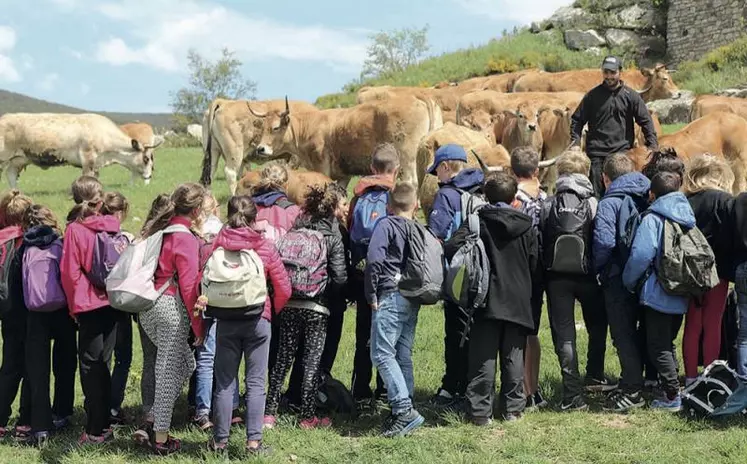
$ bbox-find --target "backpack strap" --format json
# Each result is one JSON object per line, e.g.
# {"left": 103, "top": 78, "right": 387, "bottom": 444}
{"left": 275, "top": 198, "right": 294, "bottom": 209}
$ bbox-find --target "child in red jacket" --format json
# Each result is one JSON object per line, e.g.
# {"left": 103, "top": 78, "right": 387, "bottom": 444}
{"left": 205, "top": 195, "right": 291, "bottom": 456}
{"left": 133, "top": 183, "right": 206, "bottom": 456}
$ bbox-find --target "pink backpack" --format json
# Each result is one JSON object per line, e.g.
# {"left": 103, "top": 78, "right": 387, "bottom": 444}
{"left": 277, "top": 228, "right": 328, "bottom": 299}
{"left": 255, "top": 199, "right": 300, "bottom": 244}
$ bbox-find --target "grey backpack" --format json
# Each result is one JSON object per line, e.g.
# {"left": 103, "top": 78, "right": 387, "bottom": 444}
{"left": 398, "top": 220, "right": 444, "bottom": 305}
{"left": 658, "top": 219, "right": 719, "bottom": 298}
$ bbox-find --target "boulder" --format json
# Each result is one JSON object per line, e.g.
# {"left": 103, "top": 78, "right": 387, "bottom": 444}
{"left": 646, "top": 90, "right": 695, "bottom": 125}
{"left": 544, "top": 7, "right": 594, "bottom": 30}
{"left": 716, "top": 87, "right": 747, "bottom": 99}
{"left": 615, "top": 4, "right": 656, "bottom": 30}
{"left": 604, "top": 28, "right": 640, "bottom": 48}
{"left": 187, "top": 124, "right": 203, "bottom": 141}
{"left": 584, "top": 47, "right": 604, "bottom": 55}
{"left": 530, "top": 22, "right": 542, "bottom": 33}
{"left": 564, "top": 29, "right": 606, "bottom": 51}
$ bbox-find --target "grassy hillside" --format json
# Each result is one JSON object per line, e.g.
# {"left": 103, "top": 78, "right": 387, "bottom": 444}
{"left": 0, "top": 89, "right": 176, "bottom": 129}
{"left": 316, "top": 30, "right": 747, "bottom": 109}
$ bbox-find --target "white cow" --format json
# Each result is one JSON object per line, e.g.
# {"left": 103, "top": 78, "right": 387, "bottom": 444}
{"left": 0, "top": 113, "right": 157, "bottom": 187}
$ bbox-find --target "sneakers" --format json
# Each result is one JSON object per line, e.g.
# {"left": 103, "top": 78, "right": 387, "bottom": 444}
{"left": 17, "top": 430, "right": 49, "bottom": 448}
{"left": 246, "top": 441, "right": 272, "bottom": 456}
{"left": 643, "top": 379, "right": 659, "bottom": 391}
{"left": 52, "top": 415, "right": 72, "bottom": 431}
{"left": 603, "top": 391, "right": 645, "bottom": 413}
{"left": 560, "top": 395, "right": 589, "bottom": 412}
{"left": 651, "top": 394, "right": 682, "bottom": 412}
{"left": 109, "top": 409, "right": 127, "bottom": 427}
{"left": 263, "top": 415, "right": 277, "bottom": 430}
{"left": 78, "top": 429, "right": 114, "bottom": 446}
{"left": 299, "top": 416, "right": 332, "bottom": 429}
{"left": 207, "top": 437, "right": 228, "bottom": 456}
{"left": 469, "top": 416, "right": 493, "bottom": 426}
{"left": 526, "top": 390, "right": 548, "bottom": 410}
{"left": 502, "top": 412, "right": 522, "bottom": 422}
{"left": 153, "top": 436, "right": 181, "bottom": 456}
{"left": 585, "top": 375, "right": 619, "bottom": 393}
{"left": 192, "top": 414, "right": 214, "bottom": 431}
{"left": 382, "top": 409, "right": 424, "bottom": 438}
{"left": 429, "top": 389, "right": 458, "bottom": 407}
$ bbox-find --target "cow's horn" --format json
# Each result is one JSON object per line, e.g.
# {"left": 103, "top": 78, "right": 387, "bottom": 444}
{"left": 246, "top": 101, "right": 267, "bottom": 118}
{"left": 538, "top": 158, "right": 558, "bottom": 169}
{"left": 282, "top": 95, "right": 290, "bottom": 116}
{"left": 147, "top": 136, "right": 165, "bottom": 149}
{"left": 471, "top": 149, "right": 503, "bottom": 173}
{"left": 636, "top": 85, "right": 653, "bottom": 95}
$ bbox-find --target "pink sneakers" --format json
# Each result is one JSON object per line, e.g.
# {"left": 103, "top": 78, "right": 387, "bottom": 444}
{"left": 262, "top": 415, "right": 276, "bottom": 429}
{"left": 299, "top": 417, "right": 332, "bottom": 429}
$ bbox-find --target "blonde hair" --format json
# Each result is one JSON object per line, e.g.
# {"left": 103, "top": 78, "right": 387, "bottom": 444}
{"left": 254, "top": 163, "right": 289, "bottom": 195}
{"left": 100, "top": 191, "right": 129, "bottom": 221}
{"left": 683, "top": 153, "right": 735, "bottom": 195}
{"left": 0, "top": 190, "right": 33, "bottom": 227}
{"left": 23, "top": 204, "right": 61, "bottom": 235}
{"left": 557, "top": 151, "right": 591, "bottom": 176}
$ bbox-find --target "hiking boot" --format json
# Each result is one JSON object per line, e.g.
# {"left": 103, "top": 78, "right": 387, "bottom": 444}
{"left": 153, "top": 436, "right": 181, "bottom": 456}
{"left": 192, "top": 414, "right": 213, "bottom": 431}
{"left": 560, "top": 395, "right": 589, "bottom": 412}
{"left": 246, "top": 441, "right": 272, "bottom": 456}
{"left": 382, "top": 409, "right": 424, "bottom": 438}
{"left": 651, "top": 394, "right": 682, "bottom": 412}
{"left": 603, "top": 391, "right": 645, "bottom": 413}
{"left": 469, "top": 416, "right": 493, "bottom": 426}
{"left": 299, "top": 416, "right": 332, "bottom": 429}
{"left": 429, "top": 388, "right": 457, "bottom": 407}
{"left": 585, "top": 375, "right": 619, "bottom": 393}
{"left": 262, "top": 415, "right": 276, "bottom": 430}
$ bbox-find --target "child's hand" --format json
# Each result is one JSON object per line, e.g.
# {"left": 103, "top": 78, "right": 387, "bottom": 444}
{"left": 194, "top": 295, "right": 208, "bottom": 316}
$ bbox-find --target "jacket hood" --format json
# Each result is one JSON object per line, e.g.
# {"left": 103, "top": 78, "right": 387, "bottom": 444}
{"left": 353, "top": 175, "right": 394, "bottom": 197}
{"left": 23, "top": 225, "right": 60, "bottom": 248}
{"left": 555, "top": 173, "right": 594, "bottom": 198}
{"left": 80, "top": 214, "right": 121, "bottom": 233}
{"left": 479, "top": 206, "right": 532, "bottom": 241}
{"left": 606, "top": 172, "right": 651, "bottom": 198}
{"left": 214, "top": 226, "right": 265, "bottom": 251}
{"left": 253, "top": 191, "right": 288, "bottom": 207}
{"left": 649, "top": 192, "right": 696, "bottom": 228}
{"left": 443, "top": 168, "right": 485, "bottom": 190}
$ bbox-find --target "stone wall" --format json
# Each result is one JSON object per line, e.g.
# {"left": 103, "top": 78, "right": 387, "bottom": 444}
{"left": 667, "top": 0, "right": 747, "bottom": 64}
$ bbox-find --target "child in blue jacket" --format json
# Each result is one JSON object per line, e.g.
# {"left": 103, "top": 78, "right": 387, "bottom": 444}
{"left": 622, "top": 171, "right": 694, "bottom": 412}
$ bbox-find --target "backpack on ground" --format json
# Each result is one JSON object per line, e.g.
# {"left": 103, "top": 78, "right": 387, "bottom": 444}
{"left": 88, "top": 231, "right": 130, "bottom": 289}
{"left": 278, "top": 228, "right": 328, "bottom": 299}
{"left": 682, "top": 360, "right": 747, "bottom": 418}
{"left": 444, "top": 212, "right": 489, "bottom": 347}
{"left": 22, "top": 240, "right": 67, "bottom": 312}
{"left": 398, "top": 220, "right": 444, "bottom": 305}
{"left": 0, "top": 234, "right": 21, "bottom": 319}
{"left": 105, "top": 224, "right": 192, "bottom": 314}
{"left": 543, "top": 191, "right": 593, "bottom": 274}
{"left": 350, "top": 189, "right": 389, "bottom": 266}
{"left": 201, "top": 247, "right": 267, "bottom": 316}
{"left": 658, "top": 219, "right": 719, "bottom": 298}
{"left": 315, "top": 374, "right": 355, "bottom": 415}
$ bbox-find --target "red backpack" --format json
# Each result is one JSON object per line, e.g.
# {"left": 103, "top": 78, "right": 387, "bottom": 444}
{"left": 255, "top": 199, "right": 300, "bottom": 244}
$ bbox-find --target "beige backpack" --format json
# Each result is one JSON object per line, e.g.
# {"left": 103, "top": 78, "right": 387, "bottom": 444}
{"left": 201, "top": 247, "right": 267, "bottom": 311}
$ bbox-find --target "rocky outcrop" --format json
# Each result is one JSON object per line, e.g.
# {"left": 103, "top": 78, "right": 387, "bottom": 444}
{"left": 717, "top": 86, "right": 747, "bottom": 99}
{"left": 565, "top": 30, "right": 607, "bottom": 50}
{"left": 646, "top": 90, "right": 696, "bottom": 124}
{"left": 604, "top": 28, "right": 640, "bottom": 48}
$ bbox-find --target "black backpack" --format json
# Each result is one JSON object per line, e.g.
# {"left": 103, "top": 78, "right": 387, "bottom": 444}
{"left": 542, "top": 191, "right": 593, "bottom": 275}
{"left": 315, "top": 374, "right": 355, "bottom": 415}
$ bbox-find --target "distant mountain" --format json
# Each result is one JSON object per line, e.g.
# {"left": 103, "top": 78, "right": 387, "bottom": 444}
{"left": 0, "top": 89, "right": 176, "bottom": 130}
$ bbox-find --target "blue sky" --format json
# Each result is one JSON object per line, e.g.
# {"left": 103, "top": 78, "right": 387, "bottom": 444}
{"left": 0, "top": 0, "right": 571, "bottom": 113}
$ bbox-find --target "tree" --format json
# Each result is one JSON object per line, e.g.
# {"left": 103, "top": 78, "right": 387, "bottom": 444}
{"left": 170, "top": 48, "right": 257, "bottom": 126}
{"left": 361, "top": 25, "right": 430, "bottom": 79}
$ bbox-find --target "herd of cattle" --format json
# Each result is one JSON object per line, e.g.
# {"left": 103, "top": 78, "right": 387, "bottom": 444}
{"left": 1, "top": 64, "right": 747, "bottom": 209}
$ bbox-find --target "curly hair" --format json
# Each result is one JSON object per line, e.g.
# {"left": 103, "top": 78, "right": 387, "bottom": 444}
{"left": 302, "top": 182, "right": 346, "bottom": 221}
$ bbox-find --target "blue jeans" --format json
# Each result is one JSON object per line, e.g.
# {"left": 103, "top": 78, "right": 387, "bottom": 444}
{"left": 195, "top": 319, "right": 239, "bottom": 416}
{"left": 736, "top": 263, "right": 747, "bottom": 377}
{"left": 370, "top": 292, "right": 420, "bottom": 415}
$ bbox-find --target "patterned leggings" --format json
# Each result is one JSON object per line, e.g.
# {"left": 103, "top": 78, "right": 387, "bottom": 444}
{"left": 265, "top": 309, "right": 327, "bottom": 419}
{"left": 139, "top": 295, "right": 195, "bottom": 432}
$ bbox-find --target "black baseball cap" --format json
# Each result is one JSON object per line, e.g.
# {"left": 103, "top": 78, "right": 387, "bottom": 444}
{"left": 601, "top": 55, "right": 622, "bottom": 71}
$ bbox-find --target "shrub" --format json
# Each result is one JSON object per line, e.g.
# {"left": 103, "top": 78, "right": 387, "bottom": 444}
{"left": 163, "top": 133, "right": 202, "bottom": 149}
{"left": 677, "top": 36, "right": 747, "bottom": 94}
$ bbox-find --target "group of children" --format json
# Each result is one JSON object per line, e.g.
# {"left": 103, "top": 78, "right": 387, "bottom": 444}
{"left": 0, "top": 139, "right": 746, "bottom": 455}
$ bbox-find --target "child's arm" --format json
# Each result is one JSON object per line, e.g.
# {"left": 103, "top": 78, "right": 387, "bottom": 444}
{"left": 592, "top": 200, "right": 617, "bottom": 275}
{"left": 429, "top": 190, "right": 456, "bottom": 241}
{"left": 326, "top": 234, "right": 348, "bottom": 294}
{"left": 60, "top": 226, "right": 81, "bottom": 315}
{"left": 622, "top": 216, "right": 660, "bottom": 292}
{"left": 364, "top": 221, "right": 390, "bottom": 309}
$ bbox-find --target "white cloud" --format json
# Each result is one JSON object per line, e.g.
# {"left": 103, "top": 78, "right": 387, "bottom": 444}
{"left": 0, "top": 26, "right": 20, "bottom": 83}
{"left": 91, "top": 0, "right": 368, "bottom": 73}
{"left": 456, "top": 0, "right": 574, "bottom": 23}
{"left": 38, "top": 73, "right": 59, "bottom": 91}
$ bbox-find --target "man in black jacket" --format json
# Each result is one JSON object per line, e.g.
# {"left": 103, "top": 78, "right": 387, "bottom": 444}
{"left": 570, "top": 56, "right": 659, "bottom": 198}
{"left": 445, "top": 172, "right": 539, "bottom": 425}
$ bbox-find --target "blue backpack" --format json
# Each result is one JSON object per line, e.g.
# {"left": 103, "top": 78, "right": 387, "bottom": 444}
{"left": 350, "top": 189, "right": 389, "bottom": 267}
{"left": 612, "top": 194, "right": 649, "bottom": 263}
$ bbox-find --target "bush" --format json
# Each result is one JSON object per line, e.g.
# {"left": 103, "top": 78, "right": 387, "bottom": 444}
{"left": 677, "top": 36, "right": 747, "bottom": 94}
{"left": 163, "top": 133, "right": 202, "bottom": 149}
{"left": 314, "top": 92, "right": 358, "bottom": 109}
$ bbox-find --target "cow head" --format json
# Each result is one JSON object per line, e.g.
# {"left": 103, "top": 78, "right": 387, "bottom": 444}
{"left": 505, "top": 102, "right": 544, "bottom": 151}
{"left": 638, "top": 64, "right": 680, "bottom": 101}
{"left": 127, "top": 138, "right": 161, "bottom": 184}
{"left": 253, "top": 96, "right": 296, "bottom": 161}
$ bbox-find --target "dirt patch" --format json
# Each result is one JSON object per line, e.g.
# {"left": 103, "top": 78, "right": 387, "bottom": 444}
{"left": 597, "top": 416, "right": 632, "bottom": 429}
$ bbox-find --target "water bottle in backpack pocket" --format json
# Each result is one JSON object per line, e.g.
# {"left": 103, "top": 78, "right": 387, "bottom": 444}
{"left": 278, "top": 228, "right": 329, "bottom": 299}
{"left": 22, "top": 240, "right": 67, "bottom": 312}
{"left": 543, "top": 192, "right": 593, "bottom": 275}
{"left": 201, "top": 247, "right": 267, "bottom": 317}
{"left": 87, "top": 231, "right": 130, "bottom": 289}
{"left": 350, "top": 189, "right": 389, "bottom": 267}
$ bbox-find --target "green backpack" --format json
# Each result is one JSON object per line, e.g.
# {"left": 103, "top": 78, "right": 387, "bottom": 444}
{"left": 658, "top": 219, "right": 719, "bottom": 298}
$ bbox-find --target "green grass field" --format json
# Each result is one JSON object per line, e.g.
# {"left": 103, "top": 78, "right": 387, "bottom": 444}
{"left": 1, "top": 144, "right": 745, "bottom": 463}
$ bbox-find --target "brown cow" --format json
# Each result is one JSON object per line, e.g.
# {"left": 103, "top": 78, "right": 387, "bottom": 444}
{"left": 357, "top": 85, "right": 465, "bottom": 123}
{"left": 500, "top": 101, "right": 546, "bottom": 156}
{"left": 416, "top": 122, "right": 511, "bottom": 216}
{"left": 251, "top": 96, "right": 443, "bottom": 189}
{"left": 481, "top": 69, "right": 541, "bottom": 93}
{"left": 690, "top": 94, "right": 747, "bottom": 122}
{"left": 200, "top": 98, "right": 319, "bottom": 195}
{"left": 627, "top": 111, "right": 747, "bottom": 193}
{"left": 236, "top": 168, "right": 333, "bottom": 206}
{"left": 513, "top": 64, "right": 680, "bottom": 102}
{"left": 119, "top": 122, "right": 164, "bottom": 169}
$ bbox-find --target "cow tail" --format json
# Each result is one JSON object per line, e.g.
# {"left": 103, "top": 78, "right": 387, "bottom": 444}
{"left": 200, "top": 101, "right": 220, "bottom": 187}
